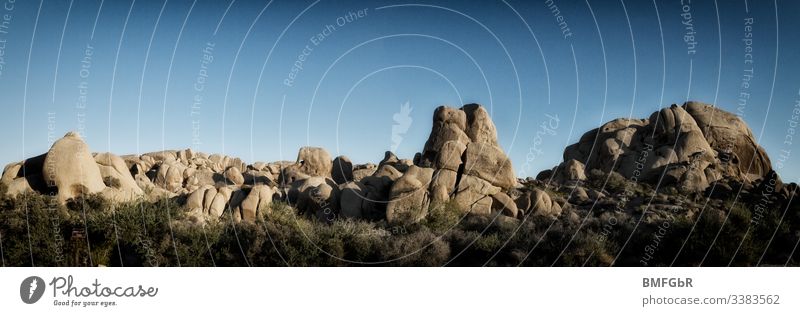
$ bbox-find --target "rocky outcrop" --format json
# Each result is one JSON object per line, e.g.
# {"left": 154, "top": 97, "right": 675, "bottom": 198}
{"left": 94, "top": 152, "right": 143, "bottom": 202}
{"left": 516, "top": 189, "right": 562, "bottom": 219}
{"left": 155, "top": 161, "right": 186, "bottom": 193}
{"left": 386, "top": 166, "right": 434, "bottom": 225}
{"left": 42, "top": 132, "right": 106, "bottom": 202}
{"left": 331, "top": 156, "right": 353, "bottom": 184}
{"left": 683, "top": 101, "right": 772, "bottom": 181}
{"left": 294, "top": 147, "right": 333, "bottom": 178}
{"left": 1, "top": 154, "right": 49, "bottom": 197}
{"left": 332, "top": 103, "right": 525, "bottom": 224}
{"left": 553, "top": 102, "right": 773, "bottom": 193}
{"left": 4, "top": 101, "right": 781, "bottom": 230}
{"left": 418, "top": 104, "right": 518, "bottom": 218}
{"left": 232, "top": 185, "right": 275, "bottom": 222}
{"left": 352, "top": 163, "right": 377, "bottom": 182}
{"left": 224, "top": 166, "right": 245, "bottom": 186}
{"left": 287, "top": 176, "right": 340, "bottom": 223}
{"left": 186, "top": 185, "right": 234, "bottom": 221}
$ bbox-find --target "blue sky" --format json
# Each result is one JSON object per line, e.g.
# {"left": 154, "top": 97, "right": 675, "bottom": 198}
{"left": 1, "top": 0, "right": 799, "bottom": 181}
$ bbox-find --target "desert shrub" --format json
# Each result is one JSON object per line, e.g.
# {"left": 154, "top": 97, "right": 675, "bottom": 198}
{"left": 1, "top": 189, "right": 798, "bottom": 267}
{"left": 423, "top": 200, "right": 463, "bottom": 233}
{"left": 0, "top": 193, "right": 69, "bottom": 266}
{"left": 587, "top": 169, "right": 627, "bottom": 193}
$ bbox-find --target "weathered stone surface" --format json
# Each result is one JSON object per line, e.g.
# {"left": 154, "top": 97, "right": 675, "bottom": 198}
{"left": 352, "top": 163, "right": 377, "bottom": 182}
{"left": 155, "top": 161, "right": 186, "bottom": 192}
{"left": 491, "top": 192, "right": 518, "bottom": 218}
{"left": 234, "top": 185, "right": 274, "bottom": 222}
{"left": 429, "top": 169, "right": 458, "bottom": 205}
{"left": 339, "top": 181, "right": 368, "bottom": 219}
{"left": 95, "top": 152, "right": 143, "bottom": 202}
{"left": 224, "top": 166, "right": 245, "bottom": 186}
{"left": 420, "top": 106, "right": 470, "bottom": 166}
{"left": 379, "top": 151, "right": 400, "bottom": 168}
{"left": 1, "top": 162, "right": 22, "bottom": 185}
{"left": 386, "top": 166, "right": 434, "bottom": 225}
{"left": 1, "top": 154, "right": 49, "bottom": 197}
{"left": 553, "top": 159, "right": 586, "bottom": 183}
{"left": 357, "top": 166, "right": 399, "bottom": 220}
{"left": 278, "top": 167, "right": 311, "bottom": 187}
{"left": 287, "top": 176, "right": 340, "bottom": 222}
{"left": 185, "top": 185, "right": 236, "bottom": 220}
{"left": 551, "top": 102, "right": 774, "bottom": 192}
{"left": 414, "top": 103, "right": 519, "bottom": 218}
{"left": 683, "top": 101, "right": 772, "bottom": 181}
{"left": 521, "top": 189, "right": 562, "bottom": 218}
{"left": 453, "top": 175, "right": 501, "bottom": 215}
{"left": 242, "top": 169, "right": 274, "bottom": 186}
{"left": 435, "top": 141, "right": 466, "bottom": 171}
{"left": 209, "top": 186, "right": 234, "bottom": 218}
{"left": 332, "top": 156, "right": 353, "bottom": 184}
{"left": 462, "top": 103, "right": 499, "bottom": 145}
{"left": 569, "top": 186, "right": 591, "bottom": 205}
{"left": 295, "top": 147, "right": 332, "bottom": 177}
{"left": 372, "top": 164, "right": 403, "bottom": 180}
{"left": 43, "top": 132, "right": 106, "bottom": 202}
{"left": 184, "top": 169, "right": 218, "bottom": 192}
{"left": 463, "top": 142, "right": 516, "bottom": 190}
{"left": 250, "top": 162, "right": 268, "bottom": 171}
{"left": 142, "top": 150, "right": 178, "bottom": 164}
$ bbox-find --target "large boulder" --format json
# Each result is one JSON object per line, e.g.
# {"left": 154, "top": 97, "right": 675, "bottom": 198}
{"left": 453, "top": 175, "right": 501, "bottom": 216}
{"left": 435, "top": 140, "right": 466, "bottom": 171}
{"left": 518, "top": 189, "right": 562, "bottom": 219}
{"left": 462, "top": 142, "right": 516, "bottom": 190}
{"left": 331, "top": 156, "right": 353, "bottom": 184}
{"left": 552, "top": 159, "right": 587, "bottom": 183}
{"left": 419, "top": 106, "right": 470, "bottom": 166}
{"left": 287, "top": 176, "right": 340, "bottom": 222}
{"left": 224, "top": 166, "right": 245, "bottom": 186}
{"left": 186, "top": 185, "right": 237, "bottom": 220}
{"left": 184, "top": 169, "right": 218, "bottom": 192}
{"left": 429, "top": 169, "right": 458, "bottom": 205}
{"left": 551, "top": 102, "right": 773, "bottom": 192}
{"left": 683, "top": 101, "right": 772, "bottom": 181}
{"left": 356, "top": 165, "right": 401, "bottom": 220}
{"left": 233, "top": 185, "right": 274, "bottom": 222}
{"left": 242, "top": 169, "right": 274, "bottom": 186}
{"left": 294, "top": 147, "right": 332, "bottom": 178}
{"left": 462, "top": 103, "right": 499, "bottom": 145}
{"left": 416, "top": 103, "right": 518, "bottom": 219}
{"left": 339, "top": 181, "right": 368, "bottom": 219}
{"left": 491, "top": 192, "right": 519, "bottom": 218}
{"left": 386, "top": 166, "right": 435, "bottom": 225}
{"left": 94, "top": 152, "right": 143, "bottom": 202}
{"left": 42, "top": 132, "right": 106, "bottom": 202}
{"left": 1, "top": 154, "right": 49, "bottom": 197}
{"left": 154, "top": 161, "right": 186, "bottom": 193}
{"left": 378, "top": 151, "right": 412, "bottom": 173}
{"left": 352, "top": 163, "right": 377, "bottom": 182}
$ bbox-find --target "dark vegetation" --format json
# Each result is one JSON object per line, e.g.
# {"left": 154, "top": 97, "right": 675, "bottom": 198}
{"left": 1, "top": 183, "right": 798, "bottom": 267}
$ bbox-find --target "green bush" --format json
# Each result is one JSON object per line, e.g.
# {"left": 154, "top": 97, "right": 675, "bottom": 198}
{"left": 0, "top": 191, "right": 798, "bottom": 266}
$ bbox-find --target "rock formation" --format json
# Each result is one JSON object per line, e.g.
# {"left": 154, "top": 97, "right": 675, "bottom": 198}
{"left": 1, "top": 101, "right": 785, "bottom": 230}
{"left": 43, "top": 132, "right": 107, "bottom": 202}
{"left": 547, "top": 101, "right": 774, "bottom": 193}
{"left": 383, "top": 104, "right": 521, "bottom": 224}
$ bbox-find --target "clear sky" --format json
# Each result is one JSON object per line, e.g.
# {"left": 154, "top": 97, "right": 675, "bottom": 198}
{"left": 1, "top": 0, "right": 799, "bottom": 182}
